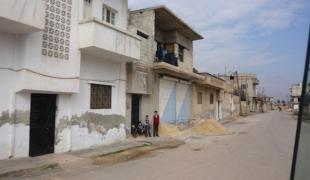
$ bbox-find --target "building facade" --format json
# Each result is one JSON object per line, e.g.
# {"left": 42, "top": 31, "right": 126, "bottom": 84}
{"left": 221, "top": 73, "right": 260, "bottom": 115}
{"left": 127, "top": 6, "right": 205, "bottom": 127}
{"left": 191, "top": 73, "right": 226, "bottom": 121}
{"left": 0, "top": 0, "right": 141, "bottom": 159}
{"left": 290, "top": 83, "right": 302, "bottom": 111}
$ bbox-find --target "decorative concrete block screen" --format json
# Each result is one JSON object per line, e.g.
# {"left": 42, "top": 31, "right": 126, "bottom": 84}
{"left": 42, "top": 0, "right": 72, "bottom": 60}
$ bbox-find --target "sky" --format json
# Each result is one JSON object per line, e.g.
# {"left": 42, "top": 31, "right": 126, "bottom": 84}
{"left": 129, "top": 0, "right": 310, "bottom": 101}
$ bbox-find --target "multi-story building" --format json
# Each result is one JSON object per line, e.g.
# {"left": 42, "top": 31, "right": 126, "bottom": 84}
{"left": 221, "top": 78, "right": 241, "bottom": 119}
{"left": 220, "top": 73, "right": 260, "bottom": 114}
{"left": 0, "top": 0, "right": 141, "bottom": 159}
{"left": 262, "top": 96, "right": 274, "bottom": 112}
{"left": 127, "top": 6, "right": 232, "bottom": 126}
{"left": 127, "top": 6, "right": 207, "bottom": 126}
{"left": 290, "top": 83, "right": 302, "bottom": 111}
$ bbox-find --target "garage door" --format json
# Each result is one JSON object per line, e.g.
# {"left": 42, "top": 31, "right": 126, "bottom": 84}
{"left": 159, "top": 78, "right": 191, "bottom": 124}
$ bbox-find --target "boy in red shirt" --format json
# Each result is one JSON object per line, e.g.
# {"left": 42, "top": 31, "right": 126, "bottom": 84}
{"left": 153, "top": 111, "right": 160, "bottom": 137}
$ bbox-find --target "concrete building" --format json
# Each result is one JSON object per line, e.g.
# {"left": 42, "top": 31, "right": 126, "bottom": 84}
{"left": 0, "top": 0, "right": 141, "bottom": 159}
{"left": 262, "top": 96, "right": 274, "bottom": 112}
{"left": 127, "top": 6, "right": 204, "bottom": 127}
{"left": 220, "top": 73, "right": 260, "bottom": 115}
{"left": 221, "top": 78, "right": 241, "bottom": 119}
{"left": 191, "top": 73, "right": 226, "bottom": 121}
{"left": 290, "top": 83, "right": 302, "bottom": 111}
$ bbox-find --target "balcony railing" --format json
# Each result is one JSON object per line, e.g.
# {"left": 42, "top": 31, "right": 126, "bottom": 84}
{"left": 155, "top": 47, "right": 178, "bottom": 67}
{"left": 79, "top": 19, "right": 141, "bottom": 62}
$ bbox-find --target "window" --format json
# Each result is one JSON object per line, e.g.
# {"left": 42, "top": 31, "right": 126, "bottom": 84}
{"left": 137, "top": 30, "right": 149, "bottom": 39}
{"left": 241, "top": 84, "right": 247, "bottom": 89}
{"left": 197, "top": 92, "right": 203, "bottom": 104}
{"left": 90, "top": 84, "right": 112, "bottom": 109}
{"left": 178, "top": 45, "right": 184, "bottom": 62}
{"left": 210, "top": 94, "right": 214, "bottom": 104}
{"left": 102, "top": 4, "right": 117, "bottom": 25}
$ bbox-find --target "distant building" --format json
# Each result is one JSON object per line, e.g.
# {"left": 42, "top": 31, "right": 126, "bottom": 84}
{"left": 220, "top": 73, "right": 260, "bottom": 115}
{"left": 290, "top": 83, "right": 302, "bottom": 111}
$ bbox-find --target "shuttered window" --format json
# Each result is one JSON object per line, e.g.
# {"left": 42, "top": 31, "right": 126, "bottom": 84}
{"left": 90, "top": 84, "right": 112, "bottom": 109}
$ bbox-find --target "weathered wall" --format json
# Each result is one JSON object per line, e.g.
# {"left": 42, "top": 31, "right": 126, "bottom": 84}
{"left": 241, "top": 101, "right": 248, "bottom": 115}
{"left": 129, "top": 10, "right": 155, "bottom": 65}
{"left": 0, "top": 91, "right": 31, "bottom": 159}
{"left": 222, "top": 92, "right": 240, "bottom": 119}
{"left": 191, "top": 84, "right": 221, "bottom": 120}
{"left": 0, "top": 0, "right": 131, "bottom": 160}
{"left": 126, "top": 10, "right": 159, "bottom": 125}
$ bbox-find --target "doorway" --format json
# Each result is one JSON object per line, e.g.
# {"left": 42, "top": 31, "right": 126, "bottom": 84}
{"left": 29, "top": 94, "right": 57, "bottom": 157}
{"left": 131, "top": 94, "right": 141, "bottom": 129}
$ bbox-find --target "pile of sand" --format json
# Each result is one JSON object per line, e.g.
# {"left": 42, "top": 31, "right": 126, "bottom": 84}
{"left": 191, "top": 119, "right": 230, "bottom": 136}
{"left": 159, "top": 123, "right": 183, "bottom": 137}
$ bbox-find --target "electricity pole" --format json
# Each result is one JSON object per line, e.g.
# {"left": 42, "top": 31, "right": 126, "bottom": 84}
{"left": 235, "top": 71, "right": 243, "bottom": 116}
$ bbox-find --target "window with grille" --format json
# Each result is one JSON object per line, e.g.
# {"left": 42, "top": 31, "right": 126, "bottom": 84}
{"left": 178, "top": 45, "right": 184, "bottom": 62}
{"left": 90, "top": 84, "right": 112, "bottom": 109}
{"left": 210, "top": 94, "right": 214, "bottom": 104}
{"left": 241, "top": 84, "right": 247, "bottom": 89}
{"left": 197, "top": 92, "right": 203, "bottom": 104}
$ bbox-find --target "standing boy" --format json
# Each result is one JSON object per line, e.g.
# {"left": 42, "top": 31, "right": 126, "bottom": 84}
{"left": 144, "top": 115, "right": 152, "bottom": 137}
{"left": 153, "top": 111, "right": 160, "bottom": 137}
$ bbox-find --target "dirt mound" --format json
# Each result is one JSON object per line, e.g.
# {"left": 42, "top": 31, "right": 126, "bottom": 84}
{"left": 191, "top": 119, "right": 230, "bottom": 136}
{"left": 159, "top": 123, "right": 183, "bottom": 137}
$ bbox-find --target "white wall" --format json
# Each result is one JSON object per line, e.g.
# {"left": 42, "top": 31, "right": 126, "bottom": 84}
{"left": 0, "top": 0, "right": 130, "bottom": 159}
{"left": 0, "top": 0, "right": 46, "bottom": 33}
{"left": 84, "top": 0, "right": 128, "bottom": 30}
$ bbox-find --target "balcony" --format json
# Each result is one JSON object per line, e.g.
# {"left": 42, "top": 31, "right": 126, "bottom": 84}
{"left": 194, "top": 73, "right": 225, "bottom": 90}
{"left": 153, "top": 62, "right": 204, "bottom": 81}
{"left": 155, "top": 46, "right": 179, "bottom": 67}
{"left": 0, "top": 0, "right": 46, "bottom": 34}
{"left": 79, "top": 19, "right": 141, "bottom": 62}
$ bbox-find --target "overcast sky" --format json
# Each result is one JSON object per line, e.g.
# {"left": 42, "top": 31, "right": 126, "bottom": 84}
{"left": 129, "top": 0, "right": 310, "bottom": 101}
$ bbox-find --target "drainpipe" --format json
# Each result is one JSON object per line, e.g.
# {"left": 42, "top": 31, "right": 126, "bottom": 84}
{"left": 175, "top": 83, "right": 177, "bottom": 126}
{"left": 236, "top": 71, "right": 243, "bottom": 116}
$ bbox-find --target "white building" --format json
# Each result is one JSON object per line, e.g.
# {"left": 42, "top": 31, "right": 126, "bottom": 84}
{"left": 0, "top": 0, "right": 140, "bottom": 159}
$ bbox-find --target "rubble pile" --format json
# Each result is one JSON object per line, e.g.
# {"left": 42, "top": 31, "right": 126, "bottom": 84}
{"left": 159, "top": 123, "right": 183, "bottom": 137}
{"left": 191, "top": 119, "right": 231, "bottom": 136}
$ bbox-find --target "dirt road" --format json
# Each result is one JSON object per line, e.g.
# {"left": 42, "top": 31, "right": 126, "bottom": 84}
{"left": 36, "top": 111, "right": 297, "bottom": 180}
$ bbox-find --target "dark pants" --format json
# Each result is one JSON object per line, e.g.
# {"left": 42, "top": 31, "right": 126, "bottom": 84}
{"left": 153, "top": 123, "right": 159, "bottom": 137}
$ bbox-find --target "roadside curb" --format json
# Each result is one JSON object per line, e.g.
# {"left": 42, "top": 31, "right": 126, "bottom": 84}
{"left": 0, "top": 163, "right": 62, "bottom": 179}
{"left": 0, "top": 137, "right": 184, "bottom": 179}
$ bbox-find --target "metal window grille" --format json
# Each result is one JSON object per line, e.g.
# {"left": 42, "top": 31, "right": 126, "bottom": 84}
{"left": 90, "top": 84, "right": 112, "bottom": 109}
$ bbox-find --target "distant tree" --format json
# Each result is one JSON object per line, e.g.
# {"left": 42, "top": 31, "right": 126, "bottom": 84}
{"left": 282, "top": 100, "right": 286, "bottom": 105}
{"left": 277, "top": 100, "right": 281, "bottom": 104}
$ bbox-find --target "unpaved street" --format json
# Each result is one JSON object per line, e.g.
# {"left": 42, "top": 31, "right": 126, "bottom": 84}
{"left": 37, "top": 111, "right": 297, "bottom": 180}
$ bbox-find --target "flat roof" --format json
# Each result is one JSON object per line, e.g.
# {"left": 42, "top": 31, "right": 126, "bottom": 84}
{"left": 131, "top": 5, "right": 204, "bottom": 41}
{"left": 198, "top": 72, "right": 225, "bottom": 81}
